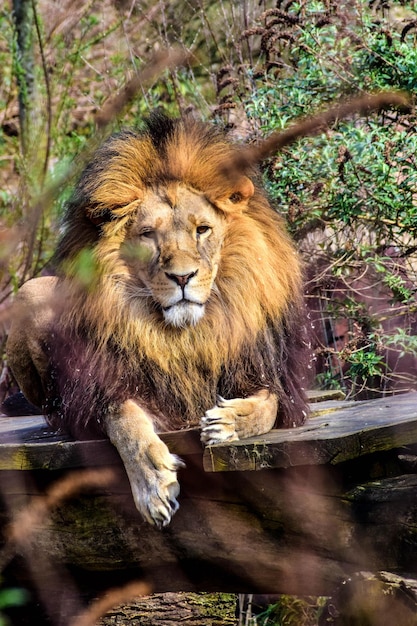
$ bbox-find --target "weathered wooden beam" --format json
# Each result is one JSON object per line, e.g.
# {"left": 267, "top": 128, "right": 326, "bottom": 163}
{"left": 0, "top": 416, "right": 202, "bottom": 470}
{"left": 203, "top": 392, "right": 417, "bottom": 471}
{"left": 1, "top": 393, "right": 417, "bottom": 473}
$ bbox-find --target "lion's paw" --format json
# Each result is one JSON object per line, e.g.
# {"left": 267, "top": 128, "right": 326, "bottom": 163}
{"left": 127, "top": 441, "right": 185, "bottom": 528}
{"left": 200, "top": 391, "right": 278, "bottom": 445}
{"left": 200, "top": 397, "right": 241, "bottom": 445}
{"left": 106, "top": 403, "right": 187, "bottom": 528}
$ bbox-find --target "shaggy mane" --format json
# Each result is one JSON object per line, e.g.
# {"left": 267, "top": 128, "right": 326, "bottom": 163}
{"left": 48, "top": 113, "right": 310, "bottom": 437}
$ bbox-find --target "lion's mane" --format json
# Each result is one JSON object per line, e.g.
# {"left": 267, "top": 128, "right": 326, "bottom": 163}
{"left": 46, "top": 113, "right": 310, "bottom": 438}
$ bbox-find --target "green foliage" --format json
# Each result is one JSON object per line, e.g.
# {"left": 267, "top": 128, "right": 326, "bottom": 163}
{"left": 0, "top": 583, "right": 29, "bottom": 625}
{"left": 254, "top": 595, "right": 322, "bottom": 626}
{"left": 240, "top": 3, "right": 417, "bottom": 243}
{"left": 385, "top": 328, "right": 417, "bottom": 357}
{"left": 65, "top": 247, "right": 101, "bottom": 289}
{"left": 315, "top": 370, "right": 344, "bottom": 391}
{"left": 346, "top": 346, "right": 385, "bottom": 379}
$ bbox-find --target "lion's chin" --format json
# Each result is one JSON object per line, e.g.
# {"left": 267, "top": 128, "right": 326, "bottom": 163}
{"left": 162, "top": 301, "right": 205, "bottom": 328}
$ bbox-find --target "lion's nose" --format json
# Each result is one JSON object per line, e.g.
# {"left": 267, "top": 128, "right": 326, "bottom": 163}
{"left": 165, "top": 271, "right": 197, "bottom": 288}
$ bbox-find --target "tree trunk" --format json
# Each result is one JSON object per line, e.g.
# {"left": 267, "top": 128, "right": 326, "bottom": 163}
{"left": 12, "top": 0, "right": 34, "bottom": 156}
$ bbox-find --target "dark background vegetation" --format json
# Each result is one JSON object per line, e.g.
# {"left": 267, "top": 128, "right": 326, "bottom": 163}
{"left": 0, "top": 0, "right": 417, "bottom": 624}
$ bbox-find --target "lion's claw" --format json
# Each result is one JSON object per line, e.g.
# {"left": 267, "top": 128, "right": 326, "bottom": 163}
{"left": 200, "top": 405, "right": 239, "bottom": 445}
{"left": 129, "top": 453, "right": 184, "bottom": 527}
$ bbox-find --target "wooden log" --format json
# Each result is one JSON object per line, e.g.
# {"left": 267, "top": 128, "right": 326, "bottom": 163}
{"left": 2, "top": 459, "right": 417, "bottom": 597}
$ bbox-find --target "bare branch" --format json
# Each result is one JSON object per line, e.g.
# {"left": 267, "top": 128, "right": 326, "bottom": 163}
{"left": 222, "top": 92, "right": 412, "bottom": 177}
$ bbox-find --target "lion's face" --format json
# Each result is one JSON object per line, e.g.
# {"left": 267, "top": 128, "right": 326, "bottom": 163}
{"left": 120, "top": 184, "right": 228, "bottom": 327}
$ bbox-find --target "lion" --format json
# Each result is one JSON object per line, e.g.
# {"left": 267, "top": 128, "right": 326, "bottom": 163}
{"left": 6, "top": 112, "right": 309, "bottom": 527}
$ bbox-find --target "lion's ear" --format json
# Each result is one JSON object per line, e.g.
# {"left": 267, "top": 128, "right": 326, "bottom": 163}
{"left": 212, "top": 176, "right": 255, "bottom": 214}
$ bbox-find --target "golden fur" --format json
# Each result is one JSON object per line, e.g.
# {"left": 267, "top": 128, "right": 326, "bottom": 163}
{"left": 65, "top": 194, "right": 302, "bottom": 410}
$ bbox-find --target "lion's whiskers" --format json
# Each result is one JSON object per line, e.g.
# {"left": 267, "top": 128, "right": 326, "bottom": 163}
{"left": 107, "top": 274, "right": 152, "bottom": 301}
{"left": 125, "top": 286, "right": 153, "bottom": 300}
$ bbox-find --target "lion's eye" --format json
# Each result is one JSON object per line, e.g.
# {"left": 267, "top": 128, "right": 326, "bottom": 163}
{"left": 196, "top": 225, "right": 211, "bottom": 236}
{"left": 140, "top": 229, "right": 155, "bottom": 239}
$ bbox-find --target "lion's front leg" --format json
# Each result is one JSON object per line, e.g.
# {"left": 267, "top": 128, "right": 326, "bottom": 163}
{"left": 105, "top": 400, "right": 184, "bottom": 527}
{"left": 200, "top": 389, "right": 278, "bottom": 445}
